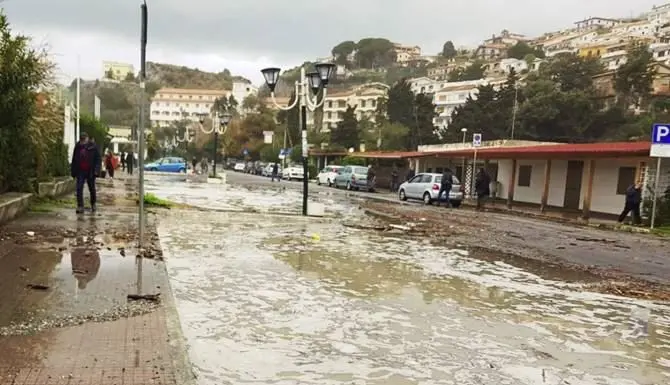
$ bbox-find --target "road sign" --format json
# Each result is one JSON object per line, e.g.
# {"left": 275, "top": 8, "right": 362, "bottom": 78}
{"left": 651, "top": 124, "right": 670, "bottom": 158}
{"left": 472, "top": 133, "right": 482, "bottom": 147}
{"left": 263, "top": 131, "right": 273, "bottom": 144}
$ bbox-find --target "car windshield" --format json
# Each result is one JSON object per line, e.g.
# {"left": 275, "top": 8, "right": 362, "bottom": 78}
{"left": 435, "top": 175, "right": 461, "bottom": 184}
{"left": 353, "top": 167, "right": 368, "bottom": 174}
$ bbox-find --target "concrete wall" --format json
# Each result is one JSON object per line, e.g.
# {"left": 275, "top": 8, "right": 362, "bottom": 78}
{"left": 496, "top": 158, "right": 643, "bottom": 215}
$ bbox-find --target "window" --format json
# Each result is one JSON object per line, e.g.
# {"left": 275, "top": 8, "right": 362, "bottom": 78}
{"left": 517, "top": 165, "right": 532, "bottom": 187}
{"left": 409, "top": 175, "right": 423, "bottom": 183}
{"left": 327, "top": 112, "right": 332, "bottom": 119}
{"left": 199, "top": 95, "right": 203, "bottom": 99}
{"left": 616, "top": 167, "right": 636, "bottom": 194}
{"left": 419, "top": 175, "right": 432, "bottom": 183}
{"left": 360, "top": 100, "right": 366, "bottom": 108}
{"left": 328, "top": 101, "right": 333, "bottom": 108}
{"left": 338, "top": 100, "right": 346, "bottom": 108}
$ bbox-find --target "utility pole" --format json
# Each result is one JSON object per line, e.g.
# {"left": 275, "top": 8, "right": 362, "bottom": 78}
{"left": 76, "top": 55, "right": 80, "bottom": 139}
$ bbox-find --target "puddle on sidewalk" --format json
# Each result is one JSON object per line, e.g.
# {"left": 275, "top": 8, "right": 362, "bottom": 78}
{"left": 0, "top": 230, "right": 166, "bottom": 335}
{"left": 159, "top": 210, "right": 670, "bottom": 385}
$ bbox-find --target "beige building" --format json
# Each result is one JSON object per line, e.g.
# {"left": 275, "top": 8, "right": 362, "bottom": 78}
{"left": 393, "top": 43, "right": 421, "bottom": 66}
{"left": 102, "top": 61, "right": 135, "bottom": 81}
{"left": 150, "top": 88, "right": 229, "bottom": 128}
{"left": 322, "top": 83, "right": 389, "bottom": 131}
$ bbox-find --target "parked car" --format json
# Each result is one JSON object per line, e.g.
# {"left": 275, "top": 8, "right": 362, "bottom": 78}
{"left": 262, "top": 163, "right": 282, "bottom": 177}
{"left": 282, "top": 164, "right": 304, "bottom": 181}
{"left": 233, "top": 162, "right": 246, "bottom": 172}
{"left": 254, "top": 162, "right": 266, "bottom": 175}
{"left": 397, "top": 173, "right": 463, "bottom": 207}
{"left": 244, "top": 162, "right": 255, "bottom": 173}
{"left": 144, "top": 157, "right": 186, "bottom": 173}
{"left": 333, "top": 165, "right": 372, "bottom": 191}
{"left": 316, "top": 165, "right": 343, "bottom": 186}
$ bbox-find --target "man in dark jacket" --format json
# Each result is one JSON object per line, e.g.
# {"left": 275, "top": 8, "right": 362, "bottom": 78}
{"left": 618, "top": 182, "right": 642, "bottom": 224}
{"left": 126, "top": 151, "right": 135, "bottom": 175}
{"left": 71, "top": 132, "right": 101, "bottom": 214}
{"left": 271, "top": 162, "right": 279, "bottom": 182}
{"left": 474, "top": 168, "right": 492, "bottom": 211}
{"left": 436, "top": 168, "right": 453, "bottom": 207}
{"left": 406, "top": 167, "right": 415, "bottom": 181}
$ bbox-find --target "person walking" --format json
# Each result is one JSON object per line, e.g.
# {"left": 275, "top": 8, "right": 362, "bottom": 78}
{"left": 367, "top": 165, "right": 376, "bottom": 192}
{"left": 436, "top": 168, "right": 453, "bottom": 207}
{"left": 390, "top": 163, "right": 399, "bottom": 192}
{"left": 618, "top": 182, "right": 643, "bottom": 225}
{"left": 120, "top": 151, "right": 126, "bottom": 172}
{"left": 191, "top": 156, "right": 198, "bottom": 174}
{"left": 474, "top": 168, "right": 491, "bottom": 211}
{"left": 104, "top": 150, "right": 115, "bottom": 180}
{"left": 271, "top": 162, "right": 279, "bottom": 182}
{"left": 126, "top": 151, "right": 135, "bottom": 175}
{"left": 71, "top": 132, "right": 101, "bottom": 214}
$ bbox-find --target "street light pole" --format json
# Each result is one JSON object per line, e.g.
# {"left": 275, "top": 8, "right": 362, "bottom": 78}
{"left": 261, "top": 63, "right": 336, "bottom": 216}
{"left": 138, "top": 0, "right": 148, "bottom": 247}
{"left": 198, "top": 111, "right": 231, "bottom": 178}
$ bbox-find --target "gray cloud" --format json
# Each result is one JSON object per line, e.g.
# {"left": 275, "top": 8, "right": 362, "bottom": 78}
{"left": 2, "top": 0, "right": 661, "bottom": 64}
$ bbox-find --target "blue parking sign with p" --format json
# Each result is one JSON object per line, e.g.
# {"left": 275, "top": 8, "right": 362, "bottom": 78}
{"left": 653, "top": 124, "right": 670, "bottom": 144}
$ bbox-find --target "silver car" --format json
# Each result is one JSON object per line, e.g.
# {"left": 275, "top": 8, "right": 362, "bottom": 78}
{"left": 398, "top": 173, "right": 463, "bottom": 207}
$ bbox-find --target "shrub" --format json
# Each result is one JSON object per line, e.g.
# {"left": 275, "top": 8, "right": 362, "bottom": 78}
{"left": 643, "top": 186, "right": 670, "bottom": 226}
{"left": 340, "top": 156, "right": 366, "bottom": 166}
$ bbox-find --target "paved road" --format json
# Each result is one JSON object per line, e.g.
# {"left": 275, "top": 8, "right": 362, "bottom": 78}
{"left": 146, "top": 175, "right": 670, "bottom": 385}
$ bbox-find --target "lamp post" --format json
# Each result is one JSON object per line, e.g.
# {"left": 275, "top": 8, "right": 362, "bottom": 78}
{"left": 198, "top": 111, "right": 232, "bottom": 177}
{"left": 461, "top": 127, "right": 467, "bottom": 181}
{"left": 260, "top": 63, "right": 336, "bottom": 216}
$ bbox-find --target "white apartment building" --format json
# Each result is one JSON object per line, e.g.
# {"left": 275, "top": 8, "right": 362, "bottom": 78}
{"left": 432, "top": 78, "right": 506, "bottom": 128}
{"left": 574, "top": 17, "right": 622, "bottom": 30}
{"left": 611, "top": 20, "right": 656, "bottom": 38}
{"left": 645, "top": 3, "right": 670, "bottom": 26}
{"left": 485, "top": 58, "right": 529, "bottom": 75}
{"left": 321, "top": 84, "right": 388, "bottom": 131}
{"left": 150, "top": 88, "right": 228, "bottom": 128}
{"left": 232, "top": 82, "right": 258, "bottom": 111}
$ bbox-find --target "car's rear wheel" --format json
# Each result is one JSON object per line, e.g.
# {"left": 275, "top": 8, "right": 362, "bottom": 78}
{"left": 399, "top": 189, "right": 407, "bottom": 201}
{"left": 423, "top": 192, "right": 432, "bottom": 205}
{"left": 179, "top": 168, "right": 185, "bottom": 173}
{"left": 150, "top": 167, "right": 157, "bottom": 171}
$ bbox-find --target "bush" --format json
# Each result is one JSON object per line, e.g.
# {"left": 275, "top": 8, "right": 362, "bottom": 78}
{"left": 340, "top": 156, "right": 366, "bottom": 166}
{"left": 643, "top": 186, "right": 670, "bottom": 226}
{"left": 44, "top": 138, "right": 70, "bottom": 180}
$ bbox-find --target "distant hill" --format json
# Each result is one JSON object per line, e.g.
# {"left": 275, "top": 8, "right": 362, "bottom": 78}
{"left": 65, "top": 62, "right": 251, "bottom": 128}
{"left": 145, "top": 62, "right": 250, "bottom": 90}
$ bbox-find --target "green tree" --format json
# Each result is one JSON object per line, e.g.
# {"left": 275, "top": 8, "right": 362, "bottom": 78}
{"left": 448, "top": 61, "right": 486, "bottom": 82}
{"left": 79, "top": 113, "right": 110, "bottom": 150}
{"left": 0, "top": 12, "right": 52, "bottom": 192}
{"left": 387, "top": 79, "right": 415, "bottom": 128}
{"left": 241, "top": 94, "right": 261, "bottom": 112}
{"left": 614, "top": 42, "right": 655, "bottom": 108}
{"left": 105, "top": 69, "right": 114, "bottom": 79}
{"left": 330, "top": 106, "right": 359, "bottom": 149}
{"left": 378, "top": 122, "right": 410, "bottom": 150}
{"left": 506, "top": 41, "right": 545, "bottom": 60}
{"left": 538, "top": 53, "right": 603, "bottom": 92}
{"left": 386, "top": 79, "right": 439, "bottom": 149}
{"left": 124, "top": 72, "right": 135, "bottom": 82}
{"left": 355, "top": 38, "right": 396, "bottom": 69}
{"left": 441, "top": 41, "right": 457, "bottom": 59}
{"left": 332, "top": 40, "right": 357, "bottom": 65}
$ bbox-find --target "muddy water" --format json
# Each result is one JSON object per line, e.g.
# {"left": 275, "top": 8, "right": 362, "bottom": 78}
{"left": 154, "top": 182, "right": 670, "bottom": 385}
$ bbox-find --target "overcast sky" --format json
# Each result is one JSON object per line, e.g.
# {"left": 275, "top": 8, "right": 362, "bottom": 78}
{"left": 1, "top": 0, "right": 661, "bottom": 86}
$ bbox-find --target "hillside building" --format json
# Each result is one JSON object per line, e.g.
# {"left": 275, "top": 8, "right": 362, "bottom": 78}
{"left": 102, "top": 61, "right": 135, "bottom": 81}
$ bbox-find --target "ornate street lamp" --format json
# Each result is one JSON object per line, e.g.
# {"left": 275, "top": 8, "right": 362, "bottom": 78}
{"left": 198, "top": 111, "right": 232, "bottom": 177}
{"left": 260, "top": 62, "right": 335, "bottom": 216}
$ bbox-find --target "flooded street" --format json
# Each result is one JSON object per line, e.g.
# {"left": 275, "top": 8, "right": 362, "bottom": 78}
{"left": 150, "top": 175, "right": 670, "bottom": 385}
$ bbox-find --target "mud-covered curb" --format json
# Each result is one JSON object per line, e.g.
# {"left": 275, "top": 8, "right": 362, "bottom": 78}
{"left": 362, "top": 203, "right": 670, "bottom": 301}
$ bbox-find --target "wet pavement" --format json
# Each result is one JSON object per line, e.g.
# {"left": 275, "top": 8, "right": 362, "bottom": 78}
{"left": 0, "top": 177, "right": 190, "bottom": 385}
{"left": 151, "top": 175, "right": 670, "bottom": 385}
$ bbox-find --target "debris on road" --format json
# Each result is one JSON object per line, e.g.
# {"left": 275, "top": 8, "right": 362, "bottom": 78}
{"left": 26, "top": 284, "right": 49, "bottom": 291}
{"left": 127, "top": 293, "right": 161, "bottom": 302}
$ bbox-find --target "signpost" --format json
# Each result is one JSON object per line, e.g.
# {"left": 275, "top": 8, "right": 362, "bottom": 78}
{"left": 650, "top": 124, "right": 670, "bottom": 229}
{"left": 471, "top": 134, "right": 482, "bottom": 198}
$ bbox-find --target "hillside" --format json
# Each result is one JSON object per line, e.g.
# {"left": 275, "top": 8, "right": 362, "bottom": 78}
{"left": 67, "top": 62, "right": 251, "bottom": 128}
{"left": 145, "top": 62, "right": 250, "bottom": 90}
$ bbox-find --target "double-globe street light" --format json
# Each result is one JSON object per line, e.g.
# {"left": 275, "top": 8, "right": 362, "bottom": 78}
{"left": 174, "top": 111, "right": 232, "bottom": 177}
{"left": 260, "top": 63, "right": 336, "bottom": 216}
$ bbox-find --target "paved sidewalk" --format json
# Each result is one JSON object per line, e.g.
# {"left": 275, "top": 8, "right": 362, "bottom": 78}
{"left": 0, "top": 175, "right": 193, "bottom": 385}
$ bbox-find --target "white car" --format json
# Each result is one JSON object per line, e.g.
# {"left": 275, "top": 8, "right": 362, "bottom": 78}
{"left": 233, "top": 162, "right": 246, "bottom": 172}
{"left": 282, "top": 165, "right": 304, "bottom": 181}
{"left": 398, "top": 173, "right": 464, "bottom": 207}
{"left": 316, "top": 165, "right": 343, "bottom": 186}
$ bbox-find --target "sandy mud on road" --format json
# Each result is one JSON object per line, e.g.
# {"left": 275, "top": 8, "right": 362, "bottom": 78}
{"left": 361, "top": 201, "right": 670, "bottom": 301}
